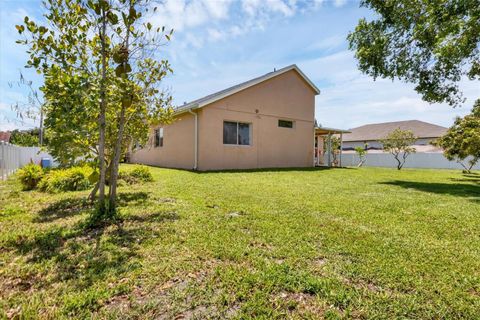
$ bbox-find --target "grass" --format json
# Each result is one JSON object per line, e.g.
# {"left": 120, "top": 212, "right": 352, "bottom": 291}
{"left": 0, "top": 166, "right": 479, "bottom": 319}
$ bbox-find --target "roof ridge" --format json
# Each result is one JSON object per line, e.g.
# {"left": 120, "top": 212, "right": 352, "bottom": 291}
{"left": 174, "top": 64, "right": 319, "bottom": 114}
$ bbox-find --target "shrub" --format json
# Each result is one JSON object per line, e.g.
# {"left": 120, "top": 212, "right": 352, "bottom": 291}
{"left": 119, "top": 165, "right": 153, "bottom": 184}
{"left": 39, "top": 166, "right": 93, "bottom": 193}
{"left": 17, "top": 163, "right": 44, "bottom": 190}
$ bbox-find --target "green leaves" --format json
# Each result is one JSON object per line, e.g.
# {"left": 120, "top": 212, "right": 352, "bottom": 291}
{"left": 348, "top": 0, "right": 479, "bottom": 107}
{"left": 15, "top": 25, "right": 25, "bottom": 34}
{"left": 380, "top": 129, "right": 417, "bottom": 169}
{"left": 436, "top": 99, "right": 480, "bottom": 171}
{"left": 115, "top": 63, "right": 131, "bottom": 77}
{"left": 16, "top": 0, "right": 174, "bottom": 198}
{"left": 107, "top": 12, "right": 118, "bottom": 25}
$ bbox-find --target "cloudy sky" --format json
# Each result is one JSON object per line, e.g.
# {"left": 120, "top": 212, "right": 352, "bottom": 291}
{"left": 1, "top": 0, "right": 478, "bottom": 131}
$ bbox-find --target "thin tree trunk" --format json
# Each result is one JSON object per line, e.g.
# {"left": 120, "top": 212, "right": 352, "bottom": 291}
{"left": 108, "top": 5, "right": 132, "bottom": 214}
{"left": 89, "top": 181, "right": 99, "bottom": 202}
{"left": 108, "top": 103, "right": 127, "bottom": 213}
{"left": 97, "top": 8, "right": 108, "bottom": 214}
{"left": 394, "top": 154, "right": 402, "bottom": 170}
{"left": 39, "top": 106, "right": 44, "bottom": 146}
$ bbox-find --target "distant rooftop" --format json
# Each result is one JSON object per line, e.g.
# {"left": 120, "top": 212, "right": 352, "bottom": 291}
{"left": 343, "top": 120, "right": 447, "bottom": 142}
{"left": 0, "top": 131, "right": 11, "bottom": 142}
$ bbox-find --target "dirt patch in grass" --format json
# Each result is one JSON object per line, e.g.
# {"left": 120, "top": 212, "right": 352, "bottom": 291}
{"left": 103, "top": 259, "right": 241, "bottom": 319}
{"left": 272, "top": 291, "right": 336, "bottom": 318}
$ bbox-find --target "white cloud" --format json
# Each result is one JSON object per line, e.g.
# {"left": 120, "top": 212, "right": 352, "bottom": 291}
{"left": 150, "top": 0, "right": 232, "bottom": 32}
{"left": 333, "top": 0, "right": 347, "bottom": 7}
{"left": 302, "top": 50, "right": 478, "bottom": 129}
{"left": 305, "top": 34, "right": 346, "bottom": 52}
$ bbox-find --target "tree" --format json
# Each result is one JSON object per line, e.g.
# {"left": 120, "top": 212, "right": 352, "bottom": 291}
{"left": 8, "top": 73, "right": 45, "bottom": 145}
{"left": 324, "top": 136, "right": 341, "bottom": 166}
{"left": 435, "top": 100, "right": 480, "bottom": 173}
{"left": 380, "top": 129, "right": 417, "bottom": 170}
{"left": 17, "top": 0, "right": 173, "bottom": 221}
{"left": 10, "top": 129, "right": 46, "bottom": 147}
{"left": 348, "top": 0, "right": 479, "bottom": 107}
{"left": 354, "top": 146, "right": 367, "bottom": 167}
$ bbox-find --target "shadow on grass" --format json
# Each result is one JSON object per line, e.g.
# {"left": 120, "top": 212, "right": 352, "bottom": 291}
{"left": 34, "top": 197, "right": 92, "bottom": 223}
{"left": 380, "top": 180, "right": 480, "bottom": 202}
{"left": 4, "top": 191, "right": 176, "bottom": 295}
{"left": 450, "top": 174, "right": 480, "bottom": 185}
{"left": 33, "top": 191, "right": 150, "bottom": 223}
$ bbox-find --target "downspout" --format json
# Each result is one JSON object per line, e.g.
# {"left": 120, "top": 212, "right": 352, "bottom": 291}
{"left": 188, "top": 109, "right": 198, "bottom": 170}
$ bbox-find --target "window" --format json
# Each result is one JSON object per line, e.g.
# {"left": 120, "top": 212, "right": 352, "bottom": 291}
{"left": 223, "top": 121, "right": 251, "bottom": 145}
{"left": 278, "top": 119, "right": 294, "bottom": 128}
{"left": 154, "top": 128, "right": 163, "bottom": 147}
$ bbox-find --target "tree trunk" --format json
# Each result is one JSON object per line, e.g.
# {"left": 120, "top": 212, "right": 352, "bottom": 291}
{"left": 88, "top": 181, "right": 99, "bottom": 202}
{"left": 97, "top": 8, "right": 108, "bottom": 214}
{"left": 394, "top": 154, "right": 402, "bottom": 170}
{"left": 39, "top": 106, "right": 44, "bottom": 146}
{"left": 108, "top": 102, "right": 127, "bottom": 213}
{"left": 107, "top": 5, "right": 132, "bottom": 214}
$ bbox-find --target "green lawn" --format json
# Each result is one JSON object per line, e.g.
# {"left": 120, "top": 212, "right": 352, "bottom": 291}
{"left": 1, "top": 166, "right": 479, "bottom": 319}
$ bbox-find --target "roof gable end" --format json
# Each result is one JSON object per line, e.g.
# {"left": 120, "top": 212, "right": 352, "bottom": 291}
{"left": 175, "top": 65, "right": 319, "bottom": 114}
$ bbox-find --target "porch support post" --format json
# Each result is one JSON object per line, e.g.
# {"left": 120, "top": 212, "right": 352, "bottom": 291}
{"left": 327, "top": 132, "right": 332, "bottom": 167}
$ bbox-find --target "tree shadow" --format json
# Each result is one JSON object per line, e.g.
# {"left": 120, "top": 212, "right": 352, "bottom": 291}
{"left": 380, "top": 180, "right": 480, "bottom": 202}
{"left": 116, "top": 191, "right": 149, "bottom": 206}
{"left": 0, "top": 192, "right": 179, "bottom": 290}
{"left": 4, "top": 193, "right": 178, "bottom": 297}
{"left": 33, "top": 191, "right": 151, "bottom": 223}
{"left": 450, "top": 174, "right": 480, "bottom": 185}
{"left": 34, "top": 197, "right": 92, "bottom": 223}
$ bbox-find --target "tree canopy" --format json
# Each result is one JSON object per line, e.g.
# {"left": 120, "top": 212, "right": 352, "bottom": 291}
{"left": 380, "top": 129, "right": 417, "bottom": 170}
{"left": 10, "top": 129, "right": 45, "bottom": 147}
{"left": 348, "top": 0, "right": 480, "bottom": 107}
{"left": 435, "top": 100, "right": 480, "bottom": 172}
{"left": 16, "top": 0, "right": 174, "bottom": 220}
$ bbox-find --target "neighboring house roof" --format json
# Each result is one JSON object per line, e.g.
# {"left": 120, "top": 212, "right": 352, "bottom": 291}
{"left": 342, "top": 120, "right": 447, "bottom": 142}
{"left": 0, "top": 131, "right": 11, "bottom": 142}
{"left": 174, "top": 64, "right": 320, "bottom": 115}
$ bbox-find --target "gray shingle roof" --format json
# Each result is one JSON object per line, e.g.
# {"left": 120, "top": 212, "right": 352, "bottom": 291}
{"left": 174, "top": 64, "right": 320, "bottom": 114}
{"left": 342, "top": 120, "right": 447, "bottom": 142}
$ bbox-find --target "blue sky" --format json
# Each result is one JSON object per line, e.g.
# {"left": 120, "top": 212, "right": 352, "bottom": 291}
{"left": 1, "top": 0, "right": 478, "bottom": 131}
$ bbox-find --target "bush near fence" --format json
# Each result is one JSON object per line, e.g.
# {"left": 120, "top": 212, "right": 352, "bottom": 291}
{"left": 0, "top": 141, "right": 54, "bottom": 180}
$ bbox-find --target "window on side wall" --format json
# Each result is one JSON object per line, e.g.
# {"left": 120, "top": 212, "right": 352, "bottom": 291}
{"left": 223, "top": 121, "right": 251, "bottom": 145}
{"left": 154, "top": 128, "right": 163, "bottom": 147}
{"left": 278, "top": 119, "right": 294, "bottom": 128}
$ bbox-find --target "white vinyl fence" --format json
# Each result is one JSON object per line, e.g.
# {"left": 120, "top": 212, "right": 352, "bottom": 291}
{"left": 336, "top": 152, "right": 480, "bottom": 170}
{"left": 0, "top": 141, "right": 54, "bottom": 180}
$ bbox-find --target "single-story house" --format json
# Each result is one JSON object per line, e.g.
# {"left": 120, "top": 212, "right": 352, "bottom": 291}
{"left": 341, "top": 120, "right": 447, "bottom": 153}
{"left": 130, "top": 65, "right": 347, "bottom": 170}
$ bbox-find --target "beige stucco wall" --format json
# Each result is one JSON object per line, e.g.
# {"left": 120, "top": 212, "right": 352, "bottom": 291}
{"left": 197, "top": 69, "right": 315, "bottom": 170}
{"left": 131, "top": 69, "right": 316, "bottom": 170}
{"left": 130, "top": 112, "right": 195, "bottom": 169}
